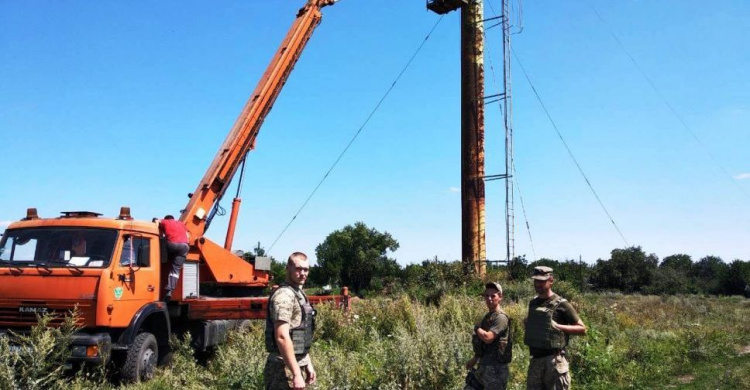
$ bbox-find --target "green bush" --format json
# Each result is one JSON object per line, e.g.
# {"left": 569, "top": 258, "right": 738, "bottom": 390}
{"left": 208, "top": 325, "right": 266, "bottom": 389}
{"left": 0, "top": 310, "right": 80, "bottom": 390}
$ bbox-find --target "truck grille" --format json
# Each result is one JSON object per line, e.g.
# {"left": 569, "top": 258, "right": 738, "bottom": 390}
{"left": 0, "top": 302, "right": 94, "bottom": 327}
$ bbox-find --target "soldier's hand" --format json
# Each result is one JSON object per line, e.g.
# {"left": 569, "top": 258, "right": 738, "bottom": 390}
{"left": 292, "top": 373, "right": 306, "bottom": 390}
{"left": 550, "top": 320, "right": 559, "bottom": 330}
{"left": 305, "top": 365, "right": 317, "bottom": 385}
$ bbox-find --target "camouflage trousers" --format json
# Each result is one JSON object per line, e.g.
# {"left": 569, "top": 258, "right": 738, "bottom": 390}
{"left": 464, "top": 364, "right": 509, "bottom": 390}
{"left": 263, "top": 358, "right": 311, "bottom": 390}
{"left": 526, "top": 354, "right": 570, "bottom": 390}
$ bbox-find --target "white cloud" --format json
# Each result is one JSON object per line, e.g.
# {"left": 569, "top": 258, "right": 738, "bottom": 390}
{"left": 0, "top": 221, "right": 12, "bottom": 228}
{"left": 449, "top": 187, "right": 460, "bottom": 193}
{"left": 734, "top": 173, "right": 750, "bottom": 180}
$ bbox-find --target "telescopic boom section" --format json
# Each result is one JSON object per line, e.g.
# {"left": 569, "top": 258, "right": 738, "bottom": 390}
{"left": 180, "top": 0, "right": 338, "bottom": 241}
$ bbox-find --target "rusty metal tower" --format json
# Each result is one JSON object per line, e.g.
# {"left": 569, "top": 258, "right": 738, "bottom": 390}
{"left": 428, "top": 0, "right": 486, "bottom": 275}
{"left": 460, "top": 0, "right": 487, "bottom": 275}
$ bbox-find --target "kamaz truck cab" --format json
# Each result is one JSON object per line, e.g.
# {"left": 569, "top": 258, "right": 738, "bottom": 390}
{"left": 0, "top": 208, "right": 173, "bottom": 376}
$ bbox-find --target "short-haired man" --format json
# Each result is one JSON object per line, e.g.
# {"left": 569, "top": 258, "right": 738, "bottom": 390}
{"left": 524, "top": 266, "right": 586, "bottom": 390}
{"left": 264, "top": 252, "right": 317, "bottom": 390}
{"left": 157, "top": 215, "right": 189, "bottom": 301}
{"left": 465, "top": 282, "right": 512, "bottom": 390}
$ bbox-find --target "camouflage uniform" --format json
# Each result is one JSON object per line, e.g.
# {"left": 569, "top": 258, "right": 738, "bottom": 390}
{"left": 465, "top": 364, "right": 509, "bottom": 390}
{"left": 527, "top": 353, "right": 570, "bottom": 390}
{"left": 264, "top": 286, "right": 313, "bottom": 390}
{"left": 263, "top": 360, "right": 310, "bottom": 390}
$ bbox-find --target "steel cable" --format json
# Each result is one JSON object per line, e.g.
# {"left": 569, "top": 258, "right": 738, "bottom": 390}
{"left": 585, "top": 1, "right": 750, "bottom": 201}
{"left": 268, "top": 16, "right": 446, "bottom": 253}
{"left": 512, "top": 46, "right": 630, "bottom": 247}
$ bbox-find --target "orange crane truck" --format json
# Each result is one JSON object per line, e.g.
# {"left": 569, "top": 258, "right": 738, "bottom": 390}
{"left": 0, "top": 0, "right": 346, "bottom": 382}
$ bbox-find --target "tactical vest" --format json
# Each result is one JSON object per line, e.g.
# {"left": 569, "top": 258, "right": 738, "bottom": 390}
{"left": 474, "top": 310, "right": 513, "bottom": 364}
{"left": 265, "top": 286, "right": 316, "bottom": 357}
{"left": 471, "top": 334, "right": 482, "bottom": 357}
{"left": 497, "top": 313, "right": 513, "bottom": 363}
{"left": 523, "top": 294, "right": 567, "bottom": 350}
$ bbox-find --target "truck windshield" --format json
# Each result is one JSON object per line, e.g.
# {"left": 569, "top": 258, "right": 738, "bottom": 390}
{"left": 0, "top": 228, "right": 118, "bottom": 268}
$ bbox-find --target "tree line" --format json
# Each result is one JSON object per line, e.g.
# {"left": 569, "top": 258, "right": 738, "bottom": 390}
{"left": 510, "top": 247, "right": 750, "bottom": 296}
{"left": 241, "top": 222, "right": 750, "bottom": 298}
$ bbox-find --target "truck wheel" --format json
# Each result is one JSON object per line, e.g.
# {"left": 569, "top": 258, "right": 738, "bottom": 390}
{"left": 237, "top": 319, "right": 252, "bottom": 332}
{"left": 122, "top": 332, "right": 158, "bottom": 383}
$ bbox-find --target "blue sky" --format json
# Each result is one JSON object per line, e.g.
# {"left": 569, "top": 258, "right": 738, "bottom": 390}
{"left": 1, "top": 0, "right": 748, "bottom": 265}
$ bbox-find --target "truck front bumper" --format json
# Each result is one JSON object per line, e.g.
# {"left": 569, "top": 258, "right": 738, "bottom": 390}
{"left": 69, "top": 332, "right": 112, "bottom": 364}
{"left": 0, "top": 328, "right": 111, "bottom": 364}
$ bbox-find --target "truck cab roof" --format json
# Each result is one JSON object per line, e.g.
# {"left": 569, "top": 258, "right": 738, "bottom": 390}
{"left": 8, "top": 215, "right": 159, "bottom": 236}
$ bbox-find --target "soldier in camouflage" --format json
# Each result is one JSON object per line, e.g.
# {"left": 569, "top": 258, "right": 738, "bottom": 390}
{"left": 264, "top": 252, "right": 317, "bottom": 390}
{"left": 523, "top": 266, "right": 586, "bottom": 390}
{"left": 465, "top": 282, "right": 512, "bottom": 390}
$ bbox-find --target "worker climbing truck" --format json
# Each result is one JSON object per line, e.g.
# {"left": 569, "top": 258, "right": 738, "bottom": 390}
{"left": 0, "top": 0, "right": 347, "bottom": 382}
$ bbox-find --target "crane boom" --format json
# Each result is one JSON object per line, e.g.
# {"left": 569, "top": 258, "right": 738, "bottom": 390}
{"left": 0, "top": 3, "right": 350, "bottom": 377}
{"left": 180, "top": 0, "right": 338, "bottom": 241}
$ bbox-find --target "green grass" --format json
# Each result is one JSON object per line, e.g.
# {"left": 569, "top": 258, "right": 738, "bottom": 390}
{"left": 1, "top": 292, "right": 748, "bottom": 389}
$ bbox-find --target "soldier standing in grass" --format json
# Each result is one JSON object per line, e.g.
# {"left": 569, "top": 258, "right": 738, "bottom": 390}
{"left": 465, "top": 282, "right": 512, "bottom": 390}
{"left": 264, "top": 252, "right": 317, "bottom": 390}
{"left": 524, "top": 266, "right": 586, "bottom": 390}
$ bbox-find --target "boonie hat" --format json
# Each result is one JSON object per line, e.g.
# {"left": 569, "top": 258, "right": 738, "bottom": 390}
{"left": 531, "top": 266, "right": 553, "bottom": 280}
{"left": 484, "top": 281, "right": 503, "bottom": 295}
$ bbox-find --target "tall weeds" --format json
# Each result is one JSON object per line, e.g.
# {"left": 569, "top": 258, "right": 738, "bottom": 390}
{"left": 0, "top": 310, "right": 79, "bottom": 390}
{"left": 1, "top": 294, "right": 747, "bottom": 389}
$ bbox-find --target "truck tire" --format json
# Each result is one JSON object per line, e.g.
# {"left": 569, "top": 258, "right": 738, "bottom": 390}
{"left": 121, "top": 332, "right": 158, "bottom": 383}
{"left": 237, "top": 319, "right": 252, "bottom": 332}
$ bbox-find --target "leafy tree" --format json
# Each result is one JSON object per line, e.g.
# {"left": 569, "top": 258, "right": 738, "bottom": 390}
{"left": 404, "top": 258, "right": 469, "bottom": 289}
{"left": 643, "top": 253, "right": 695, "bottom": 295}
{"left": 645, "top": 267, "right": 695, "bottom": 295}
{"left": 590, "top": 246, "right": 658, "bottom": 293}
{"left": 691, "top": 255, "right": 729, "bottom": 295}
{"left": 315, "top": 222, "right": 400, "bottom": 294}
{"left": 308, "top": 264, "right": 327, "bottom": 288}
{"left": 660, "top": 254, "right": 692, "bottom": 271}
{"left": 507, "top": 255, "right": 529, "bottom": 281}
{"left": 719, "top": 259, "right": 750, "bottom": 296}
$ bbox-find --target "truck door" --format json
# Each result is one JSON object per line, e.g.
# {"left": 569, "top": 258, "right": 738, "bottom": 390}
{"left": 110, "top": 235, "right": 160, "bottom": 323}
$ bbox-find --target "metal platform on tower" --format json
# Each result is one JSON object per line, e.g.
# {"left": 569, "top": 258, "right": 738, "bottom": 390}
{"left": 426, "top": 0, "right": 469, "bottom": 15}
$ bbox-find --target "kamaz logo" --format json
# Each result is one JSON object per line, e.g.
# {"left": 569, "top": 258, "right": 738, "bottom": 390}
{"left": 18, "top": 307, "right": 48, "bottom": 314}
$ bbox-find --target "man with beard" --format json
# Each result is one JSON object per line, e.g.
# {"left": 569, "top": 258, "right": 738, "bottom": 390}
{"left": 524, "top": 266, "right": 586, "bottom": 390}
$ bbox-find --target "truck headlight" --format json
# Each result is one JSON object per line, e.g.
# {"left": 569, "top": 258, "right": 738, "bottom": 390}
{"left": 72, "top": 345, "right": 87, "bottom": 357}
